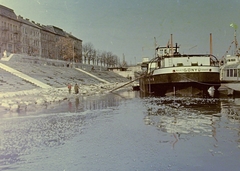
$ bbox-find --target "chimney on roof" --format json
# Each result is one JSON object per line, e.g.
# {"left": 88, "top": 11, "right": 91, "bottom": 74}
{"left": 18, "top": 15, "right": 23, "bottom": 19}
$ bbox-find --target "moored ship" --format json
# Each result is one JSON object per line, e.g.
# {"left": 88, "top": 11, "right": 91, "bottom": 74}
{"left": 220, "top": 54, "right": 240, "bottom": 95}
{"left": 139, "top": 34, "right": 220, "bottom": 97}
{"left": 220, "top": 23, "right": 240, "bottom": 95}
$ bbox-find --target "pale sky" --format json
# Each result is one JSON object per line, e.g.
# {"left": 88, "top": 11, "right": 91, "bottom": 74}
{"left": 1, "top": 0, "right": 240, "bottom": 64}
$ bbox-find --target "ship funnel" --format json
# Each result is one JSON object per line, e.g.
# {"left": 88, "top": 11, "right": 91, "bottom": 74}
{"left": 210, "top": 33, "right": 212, "bottom": 55}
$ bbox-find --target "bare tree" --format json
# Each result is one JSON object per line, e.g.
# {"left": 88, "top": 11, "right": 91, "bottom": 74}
{"left": 82, "top": 42, "right": 122, "bottom": 68}
{"left": 112, "top": 55, "right": 118, "bottom": 67}
{"left": 105, "top": 51, "right": 119, "bottom": 67}
{"left": 74, "top": 48, "right": 82, "bottom": 63}
{"left": 88, "top": 48, "right": 96, "bottom": 65}
{"left": 82, "top": 42, "right": 94, "bottom": 64}
{"left": 96, "top": 50, "right": 101, "bottom": 66}
{"left": 56, "top": 37, "right": 74, "bottom": 61}
{"left": 118, "top": 53, "right": 128, "bottom": 67}
{"left": 101, "top": 51, "right": 107, "bottom": 67}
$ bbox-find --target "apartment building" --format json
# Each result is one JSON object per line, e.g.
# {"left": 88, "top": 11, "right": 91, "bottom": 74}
{"left": 0, "top": 5, "right": 20, "bottom": 54}
{"left": 39, "top": 24, "right": 58, "bottom": 59}
{"left": 0, "top": 4, "right": 82, "bottom": 61}
{"left": 66, "top": 32, "right": 83, "bottom": 63}
{"left": 17, "top": 16, "right": 41, "bottom": 56}
{"left": 47, "top": 25, "right": 68, "bottom": 60}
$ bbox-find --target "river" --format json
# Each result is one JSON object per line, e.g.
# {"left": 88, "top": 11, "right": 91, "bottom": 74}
{"left": 0, "top": 90, "right": 239, "bottom": 171}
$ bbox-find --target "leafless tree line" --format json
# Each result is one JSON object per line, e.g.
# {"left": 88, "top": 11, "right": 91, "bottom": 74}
{"left": 56, "top": 37, "right": 127, "bottom": 68}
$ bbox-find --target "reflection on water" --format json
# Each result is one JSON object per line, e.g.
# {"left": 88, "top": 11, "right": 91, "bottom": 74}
{"left": 143, "top": 97, "right": 221, "bottom": 136}
{"left": 36, "top": 90, "right": 140, "bottom": 114}
{"left": 221, "top": 99, "right": 240, "bottom": 148}
{"left": 75, "top": 97, "right": 79, "bottom": 110}
{"left": 221, "top": 99, "right": 240, "bottom": 121}
{"left": 0, "top": 112, "right": 86, "bottom": 168}
{"left": 71, "top": 90, "right": 139, "bottom": 112}
{"left": 1, "top": 91, "right": 240, "bottom": 170}
{"left": 0, "top": 90, "right": 139, "bottom": 169}
{"left": 143, "top": 96, "right": 240, "bottom": 148}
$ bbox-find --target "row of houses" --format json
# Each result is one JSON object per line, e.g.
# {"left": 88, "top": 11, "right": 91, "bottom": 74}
{"left": 0, "top": 4, "right": 82, "bottom": 61}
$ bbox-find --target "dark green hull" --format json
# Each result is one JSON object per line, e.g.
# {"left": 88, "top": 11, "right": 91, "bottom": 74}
{"left": 139, "top": 72, "right": 220, "bottom": 97}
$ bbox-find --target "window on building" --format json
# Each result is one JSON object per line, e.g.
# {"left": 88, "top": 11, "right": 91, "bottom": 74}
{"left": 227, "top": 69, "right": 232, "bottom": 77}
{"left": 227, "top": 69, "right": 237, "bottom": 77}
{"left": 8, "top": 44, "right": 12, "bottom": 52}
{"left": 230, "top": 69, "right": 233, "bottom": 77}
{"left": 234, "top": 69, "right": 237, "bottom": 77}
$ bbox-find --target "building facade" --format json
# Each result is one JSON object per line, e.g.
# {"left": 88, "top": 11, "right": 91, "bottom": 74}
{"left": 17, "top": 16, "right": 41, "bottom": 56}
{"left": 0, "top": 5, "right": 20, "bottom": 54}
{"left": 0, "top": 4, "right": 82, "bottom": 61}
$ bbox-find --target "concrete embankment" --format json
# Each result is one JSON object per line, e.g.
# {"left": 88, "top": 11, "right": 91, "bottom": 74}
{"left": 0, "top": 82, "right": 128, "bottom": 116}
{"left": 0, "top": 55, "right": 131, "bottom": 115}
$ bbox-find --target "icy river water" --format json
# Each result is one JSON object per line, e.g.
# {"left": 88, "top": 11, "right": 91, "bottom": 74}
{"left": 0, "top": 90, "right": 240, "bottom": 171}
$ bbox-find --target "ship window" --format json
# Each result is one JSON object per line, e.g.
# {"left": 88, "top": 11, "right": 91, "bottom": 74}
{"left": 228, "top": 59, "right": 236, "bottom": 62}
{"left": 234, "top": 69, "right": 237, "bottom": 77}
{"left": 227, "top": 69, "right": 237, "bottom": 77}
{"left": 230, "top": 69, "right": 233, "bottom": 77}
{"left": 177, "top": 63, "right": 183, "bottom": 66}
{"left": 191, "top": 62, "right": 198, "bottom": 66}
{"left": 227, "top": 69, "right": 233, "bottom": 77}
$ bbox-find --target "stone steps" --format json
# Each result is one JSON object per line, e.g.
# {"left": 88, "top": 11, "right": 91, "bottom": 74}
{"left": 0, "top": 63, "right": 52, "bottom": 89}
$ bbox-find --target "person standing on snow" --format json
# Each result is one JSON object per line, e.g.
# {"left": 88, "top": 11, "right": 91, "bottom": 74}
{"left": 67, "top": 83, "right": 72, "bottom": 94}
{"left": 74, "top": 83, "right": 79, "bottom": 94}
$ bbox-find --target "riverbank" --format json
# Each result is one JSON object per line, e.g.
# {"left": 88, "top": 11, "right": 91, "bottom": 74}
{"left": 0, "top": 82, "right": 132, "bottom": 116}
{"left": 0, "top": 54, "right": 132, "bottom": 115}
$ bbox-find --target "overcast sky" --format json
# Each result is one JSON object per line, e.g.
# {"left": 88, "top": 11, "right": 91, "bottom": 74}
{"left": 1, "top": 0, "right": 240, "bottom": 64}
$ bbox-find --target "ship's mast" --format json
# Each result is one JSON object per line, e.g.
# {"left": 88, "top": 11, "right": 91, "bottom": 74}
{"left": 234, "top": 28, "right": 238, "bottom": 54}
{"left": 230, "top": 23, "right": 238, "bottom": 55}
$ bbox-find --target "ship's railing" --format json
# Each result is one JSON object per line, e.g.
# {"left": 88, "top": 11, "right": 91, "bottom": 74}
{"left": 141, "top": 53, "right": 220, "bottom": 76}
{"left": 209, "top": 54, "right": 220, "bottom": 66}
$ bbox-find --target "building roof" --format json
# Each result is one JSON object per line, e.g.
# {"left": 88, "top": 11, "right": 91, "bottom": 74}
{"left": 65, "top": 32, "right": 82, "bottom": 42}
{"left": 47, "top": 25, "right": 66, "bottom": 36}
{"left": 17, "top": 16, "right": 41, "bottom": 29}
{"left": 0, "top": 5, "right": 17, "bottom": 20}
{"left": 0, "top": 4, "right": 82, "bottom": 43}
